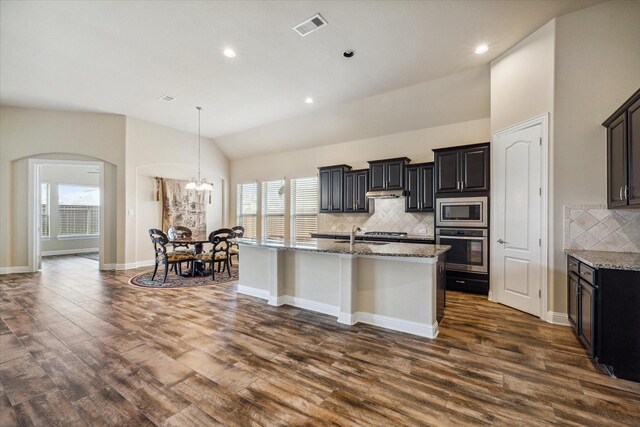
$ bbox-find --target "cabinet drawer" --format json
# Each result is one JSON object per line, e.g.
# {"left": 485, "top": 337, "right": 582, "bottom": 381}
{"left": 568, "top": 257, "right": 579, "bottom": 274}
{"left": 579, "top": 264, "right": 596, "bottom": 285}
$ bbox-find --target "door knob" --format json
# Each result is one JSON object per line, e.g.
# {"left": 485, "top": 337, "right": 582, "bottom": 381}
{"left": 497, "top": 239, "right": 506, "bottom": 244}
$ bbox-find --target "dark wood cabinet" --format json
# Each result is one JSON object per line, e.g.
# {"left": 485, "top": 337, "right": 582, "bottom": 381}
{"left": 344, "top": 169, "right": 369, "bottom": 213}
{"left": 318, "top": 165, "right": 351, "bottom": 213}
{"left": 405, "top": 162, "right": 434, "bottom": 212}
{"left": 603, "top": 88, "right": 640, "bottom": 208}
{"left": 368, "top": 158, "right": 410, "bottom": 191}
{"left": 433, "top": 143, "right": 489, "bottom": 194}
{"left": 567, "top": 255, "right": 640, "bottom": 382}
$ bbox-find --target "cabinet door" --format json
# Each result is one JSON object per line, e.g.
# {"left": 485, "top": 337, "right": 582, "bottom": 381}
{"left": 628, "top": 99, "right": 640, "bottom": 206}
{"left": 579, "top": 280, "right": 596, "bottom": 357}
{"left": 435, "top": 151, "right": 459, "bottom": 193}
{"left": 405, "top": 166, "right": 420, "bottom": 212}
{"left": 343, "top": 172, "right": 355, "bottom": 212}
{"left": 330, "top": 168, "right": 343, "bottom": 212}
{"left": 568, "top": 272, "right": 579, "bottom": 332}
{"left": 420, "top": 164, "right": 434, "bottom": 211}
{"left": 460, "top": 146, "right": 489, "bottom": 192}
{"left": 354, "top": 171, "right": 369, "bottom": 212}
{"left": 369, "top": 163, "right": 386, "bottom": 190}
{"left": 607, "top": 114, "right": 628, "bottom": 208}
{"left": 385, "top": 160, "right": 405, "bottom": 189}
{"left": 319, "top": 169, "right": 331, "bottom": 213}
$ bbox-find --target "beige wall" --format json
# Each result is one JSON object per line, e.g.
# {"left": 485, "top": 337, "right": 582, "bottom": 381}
{"left": 125, "top": 117, "right": 230, "bottom": 266}
{"left": 552, "top": 0, "right": 640, "bottom": 311}
{"left": 490, "top": 0, "right": 640, "bottom": 313}
{"left": 230, "top": 118, "right": 490, "bottom": 237}
{"left": 0, "top": 106, "right": 125, "bottom": 269}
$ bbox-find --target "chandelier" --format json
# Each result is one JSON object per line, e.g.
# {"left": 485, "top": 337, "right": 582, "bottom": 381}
{"left": 185, "top": 106, "right": 213, "bottom": 191}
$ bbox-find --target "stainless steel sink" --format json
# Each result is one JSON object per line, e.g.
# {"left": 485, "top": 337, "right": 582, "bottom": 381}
{"left": 332, "top": 241, "right": 389, "bottom": 246}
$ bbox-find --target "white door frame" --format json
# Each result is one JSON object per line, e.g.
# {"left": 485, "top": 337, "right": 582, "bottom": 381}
{"left": 490, "top": 113, "right": 549, "bottom": 321}
{"left": 28, "top": 159, "right": 105, "bottom": 271}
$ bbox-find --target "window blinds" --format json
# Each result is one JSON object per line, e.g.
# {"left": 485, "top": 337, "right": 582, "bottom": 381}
{"left": 262, "top": 179, "right": 285, "bottom": 241}
{"left": 237, "top": 182, "right": 257, "bottom": 239}
{"left": 291, "top": 177, "right": 318, "bottom": 241}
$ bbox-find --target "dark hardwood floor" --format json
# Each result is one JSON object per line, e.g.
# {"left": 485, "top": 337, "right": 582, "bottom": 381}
{"left": 1, "top": 255, "right": 639, "bottom": 426}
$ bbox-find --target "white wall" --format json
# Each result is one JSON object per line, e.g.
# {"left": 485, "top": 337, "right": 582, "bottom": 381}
{"left": 125, "top": 117, "right": 230, "bottom": 266}
{"left": 0, "top": 106, "right": 125, "bottom": 270}
{"left": 551, "top": 0, "right": 640, "bottom": 311}
{"left": 40, "top": 164, "right": 100, "bottom": 254}
{"left": 490, "top": 0, "right": 640, "bottom": 313}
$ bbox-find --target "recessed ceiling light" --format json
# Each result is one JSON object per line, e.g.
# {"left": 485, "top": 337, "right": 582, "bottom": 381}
{"left": 343, "top": 50, "right": 355, "bottom": 58}
{"left": 223, "top": 48, "right": 236, "bottom": 58}
{"left": 304, "top": 97, "right": 314, "bottom": 104}
{"left": 158, "top": 95, "right": 175, "bottom": 103}
{"left": 475, "top": 44, "right": 489, "bottom": 55}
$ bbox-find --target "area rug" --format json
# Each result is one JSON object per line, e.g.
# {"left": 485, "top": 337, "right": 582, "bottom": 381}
{"left": 129, "top": 264, "right": 238, "bottom": 289}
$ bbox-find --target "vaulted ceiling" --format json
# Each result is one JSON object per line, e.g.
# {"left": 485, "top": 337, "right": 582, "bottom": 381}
{"left": 0, "top": 1, "right": 601, "bottom": 159}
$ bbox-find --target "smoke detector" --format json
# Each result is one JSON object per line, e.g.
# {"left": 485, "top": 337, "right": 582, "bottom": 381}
{"left": 293, "top": 14, "right": 328, "bottom": 37}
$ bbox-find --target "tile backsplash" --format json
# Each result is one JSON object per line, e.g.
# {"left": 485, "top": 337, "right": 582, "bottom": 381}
{"left": 564, "top": 204, "right": 640, "bottom": 253}
{"left": 318, "top": 198, "right": 434, "bottom": 236}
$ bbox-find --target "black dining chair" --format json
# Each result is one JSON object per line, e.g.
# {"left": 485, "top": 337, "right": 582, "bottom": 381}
{"left": 167, "top": 226, "right": 195, "bottom": 273}
{"left": 229, "top": 226, "right": 244, "bottom": 266}
{"left": 194, "top": 232, "right": 232, "bottom": 279}
{"left": 149, "top": 229, "right": 196, "bottom": 283}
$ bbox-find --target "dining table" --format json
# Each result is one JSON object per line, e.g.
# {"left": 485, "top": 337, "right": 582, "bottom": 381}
{"left": 169, "top": 235, "right": 210, "bottom": 276}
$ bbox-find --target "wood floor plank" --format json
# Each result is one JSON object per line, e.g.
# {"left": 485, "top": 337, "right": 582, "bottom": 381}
{"left": 0, "top": 255, "right": 638, "bottom": 426}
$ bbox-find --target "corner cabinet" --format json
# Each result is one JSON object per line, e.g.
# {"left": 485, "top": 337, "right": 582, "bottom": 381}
{"left": 344, "top": 169, "right": 369, "bottom": 213}
{"left": 603, "top": 88, "right": 640, "bottom": 208}
{"left": 318, "top": 165, "right": 351, "bottom": 213}
{"left": 567, "top": 255, "right": 640, "bottom": 382}
{"left": 405, "top": 162, "right": 434, "bottom": 212}
{"left": 433, "top": 143, "right": 489, "bottom": 194}
{"left": 368, "top": 158, "right": 410, "bottom": 191}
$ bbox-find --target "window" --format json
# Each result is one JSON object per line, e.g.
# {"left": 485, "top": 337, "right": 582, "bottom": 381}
{"left": 236, "top": 182, "right": 257, "bottom": 239}
{"left": 291, "top": 177, "right": 318, "bottom": 242}
{"left": 41, "top": 183, "right": 50, "bottom": 238}
{"left": 262, "top": 179, "right": 285, "bottom": 241}
{"left": 58, "top": 184, "right": 100, "bottom": 237}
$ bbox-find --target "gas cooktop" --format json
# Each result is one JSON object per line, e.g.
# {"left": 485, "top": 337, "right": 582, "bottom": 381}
{"left": 364, "top": 231, "right": 408, "bottom": 237}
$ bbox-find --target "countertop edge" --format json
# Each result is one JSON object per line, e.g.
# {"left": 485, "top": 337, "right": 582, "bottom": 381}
{"left": 565, "top": 249, "right": 640, "bottom": 271}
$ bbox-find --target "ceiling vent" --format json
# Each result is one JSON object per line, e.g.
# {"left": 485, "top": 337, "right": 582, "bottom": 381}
{"left": 293, "top": 14, "right": 327, "bottom": 37}
{"left": 158, "top": 95, "right": 175, "bottom": 103}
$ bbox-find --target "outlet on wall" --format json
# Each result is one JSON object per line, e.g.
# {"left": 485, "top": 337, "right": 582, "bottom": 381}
{"left": 419, "top": 229, "right": 427, "bottom": 235}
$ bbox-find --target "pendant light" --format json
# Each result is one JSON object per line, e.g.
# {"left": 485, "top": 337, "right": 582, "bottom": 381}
{"left": 186, "top": 106, "right": 213, "bottom": 191}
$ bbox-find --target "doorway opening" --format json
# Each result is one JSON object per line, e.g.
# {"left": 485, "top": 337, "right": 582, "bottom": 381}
{"left": 29, "top": 159, "right": 104, "bottom": 271}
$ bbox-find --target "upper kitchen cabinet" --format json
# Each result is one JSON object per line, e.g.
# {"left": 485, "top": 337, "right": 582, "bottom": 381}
{"left": 344, "top": 169, "right": 370, "bottom": 213}
{"left": 405, "top": 162, "right": 434, "bottom": 212}
{"left": 603, "top": 88, "right": 640, "bottom": 208}
{"left": 318, "top": 165, "right": 351, "bottom": 213}
{"left": 368, "top": 157, "right": 411, "bottom": 191}
{"left": 433, "top": 143, "right": 489, "bottom": 194}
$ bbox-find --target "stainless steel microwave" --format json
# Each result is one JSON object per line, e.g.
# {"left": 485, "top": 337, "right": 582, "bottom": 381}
{"left": 436, "top": 196, "right": 488, "bottom": 228}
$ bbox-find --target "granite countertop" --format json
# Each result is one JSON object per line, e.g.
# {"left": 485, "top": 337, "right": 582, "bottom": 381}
{"left": 238, "top": 238, "right": 449, "bottom": 258}
{"left": 565, "top": 250, "right": 640, "bottom": 271}
{"left": 311, "top": 232, "right": 435, "bottom": 242}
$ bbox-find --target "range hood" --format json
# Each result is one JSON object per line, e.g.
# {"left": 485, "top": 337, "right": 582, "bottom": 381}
{"left": 365, "top": 189, "right": 408, "bottom": 199}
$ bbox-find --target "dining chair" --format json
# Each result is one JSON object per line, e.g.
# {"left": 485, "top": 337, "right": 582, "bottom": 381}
{"left": 194, "top": 232, "right": 232, "bottom": 279}
{"left": 167, "top": 226, "right": 195, "bottom": 273}
{"left": 149, "top": 229, "right": 196, "bottom": 283}
{"left": 229, "top": 226, "right": 244, "bottom": 266}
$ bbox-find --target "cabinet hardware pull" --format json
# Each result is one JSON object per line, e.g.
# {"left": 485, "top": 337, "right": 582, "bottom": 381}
{"left": 455, "top": 280, "right": 465, "bottom": 284}
{"left": 620, "top": 186, "right": 624, "bottom": 201}
{"left": 461, "top": 181, "right": 464, "bottom": 190}
{"left": 456, "top": 181, "right": 460, "bottom": 190}
{"left": 625, "top": 185, "right": 629, "bottom": 200}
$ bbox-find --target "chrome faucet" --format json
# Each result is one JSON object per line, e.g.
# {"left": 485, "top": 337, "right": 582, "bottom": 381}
{"left": 350, "top": 225, "right": 362, "bottom": 245}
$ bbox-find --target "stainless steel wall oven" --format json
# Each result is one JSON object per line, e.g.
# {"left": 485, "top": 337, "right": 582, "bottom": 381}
{"left": 435, "top": 228, "right": 488, "bottom": 274}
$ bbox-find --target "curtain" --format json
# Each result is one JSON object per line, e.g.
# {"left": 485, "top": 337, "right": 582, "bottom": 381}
{"left": 159, "top": 178, "right": 207, "bottom": 237}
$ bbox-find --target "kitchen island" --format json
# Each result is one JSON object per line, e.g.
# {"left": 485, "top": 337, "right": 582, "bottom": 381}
{"left": 236, "top": 239, "right": 449, "bottom": 338}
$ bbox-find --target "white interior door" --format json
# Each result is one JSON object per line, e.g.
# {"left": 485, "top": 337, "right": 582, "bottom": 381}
{"left": 493, "top": 121, "right": 544, "bottom": 316}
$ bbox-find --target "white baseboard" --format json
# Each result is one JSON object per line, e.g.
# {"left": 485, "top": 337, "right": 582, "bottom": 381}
{"left": 546, "top": 311, "right": 570, "bottom": 326}
{"left": 237, "top": 285, "right": 269, "bottom": 300}
{"left": 0, "top": 266, "right": 31, "bottom": 275}
{"left": 337, "top": 312, "right": 355, "bottom": 325}
{"left": 268, "top": 295, "right": 339, "bottom": 317}
{"left": 354, "top": 312, "right": 439, "bottom": 338}
{"left": 42, "top": 248, "right": 99, "bottom": 256}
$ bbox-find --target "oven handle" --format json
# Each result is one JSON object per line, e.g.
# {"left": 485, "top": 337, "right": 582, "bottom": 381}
{"left": 436, "top": 236, "right": 488, "bottom": 241}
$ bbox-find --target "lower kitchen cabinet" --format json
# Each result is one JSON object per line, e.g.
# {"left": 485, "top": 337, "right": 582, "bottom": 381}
{"left": 567, "top": 255, "right": 640, "bottom": 382}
